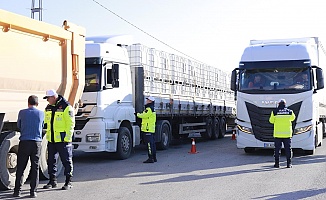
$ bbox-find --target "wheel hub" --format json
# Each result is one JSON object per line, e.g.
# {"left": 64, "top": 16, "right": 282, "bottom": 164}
{"left": 122, "top": 136, "right": 130, "bottom": 152}
{"left": 7, "top": 153, "right": 17, "bottom": 169}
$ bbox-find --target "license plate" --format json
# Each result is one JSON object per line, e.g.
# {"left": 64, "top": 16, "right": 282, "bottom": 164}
{"left": 264, "top": 143, "right": 274, "bottom": 148}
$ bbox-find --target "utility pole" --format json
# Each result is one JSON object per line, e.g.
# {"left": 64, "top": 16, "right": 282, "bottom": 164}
{"left": 31, "top": 0, "right": 43, "bottom": 21}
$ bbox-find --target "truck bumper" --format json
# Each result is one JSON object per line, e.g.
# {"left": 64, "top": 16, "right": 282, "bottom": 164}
{"left": 73, "top": 119, "right": 118, "bottom": 152}
{"left": 236, "top": 130, "right": 315, "bottom": 150}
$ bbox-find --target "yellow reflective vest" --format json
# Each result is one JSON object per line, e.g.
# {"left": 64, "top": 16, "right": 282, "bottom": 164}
{"left": 137, "top": 105, "right": 156, "bottom": 133}
{"left": 44, "top": 96, "right": 75, "bottom": 143}
{"left": 269, "top": 107, "right": 295, "bottom": 138}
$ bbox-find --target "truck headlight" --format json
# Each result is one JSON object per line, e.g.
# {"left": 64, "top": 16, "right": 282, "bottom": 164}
{"left": 237, "top": 125, "right": 252, "bottom": 134}
{"left": 86, "top": 133, "right": 101, "bottom": 142}
{"left": 294, "top": 125, "right": 312, "bottom": 135}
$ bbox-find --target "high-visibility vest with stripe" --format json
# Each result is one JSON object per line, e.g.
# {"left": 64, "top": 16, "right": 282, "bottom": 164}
{"left": 137, "top": 107, "right": 156, "bottom": 133}
{"left": 44, "top": 96, "right": 75, "bottom": 143}
{"left": 269, "top": 107, "right": 295, "bottom": 138}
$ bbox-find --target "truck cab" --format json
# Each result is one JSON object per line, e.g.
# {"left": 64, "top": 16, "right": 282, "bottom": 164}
{"left": 73, "top": 36, "right": 140, "bottom": 159}
{"left": 231, "top": 37, "right": 326, "bottom": 154}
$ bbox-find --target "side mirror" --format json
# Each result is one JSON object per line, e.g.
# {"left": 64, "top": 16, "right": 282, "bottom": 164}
{"left": 104, "top": 64, "right": 120, "bottom": 89}
{"left": 316, "top": 68, "right": 324, "bottom": 90}
{"left": 112, "top": 64, "right": 119, "bottom": 88}
{"left": 231, "top": 70, "right": 237, "bottom": 91}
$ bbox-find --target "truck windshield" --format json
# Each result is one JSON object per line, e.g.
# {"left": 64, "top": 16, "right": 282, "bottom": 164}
{"left": 239, "top": 68, "right": 311, "bottom": 92}
{"left": 84, "top": 64, "right": 102, "bottom": 92}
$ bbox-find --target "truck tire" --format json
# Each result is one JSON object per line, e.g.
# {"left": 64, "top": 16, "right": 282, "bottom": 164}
{"left": 156, "top": 120, "right": 171, "bottom": 150}
{"left": 218, "top": 117, "right": 226, "bottom": 139}
{"left": 115, "top": 127, "right": 132, "bottom": 160}
{"left": 201, "top": 118, "right": 212, "bottom": 139}
{"left": 0, "top": 131, "right": 31, "bottom": 190}
{"left": 39, "top": 138, "right": 63, "bottom": 180}
{"left": 211, "top": 117, "right": 220, "bottom": 140}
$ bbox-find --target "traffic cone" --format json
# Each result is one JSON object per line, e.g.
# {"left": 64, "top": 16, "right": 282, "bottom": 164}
{"left": 188, "top": 138, "right": 198, "bottom": 154}
{"left": 231, "top": 130, "right": 236, "bottom": 140}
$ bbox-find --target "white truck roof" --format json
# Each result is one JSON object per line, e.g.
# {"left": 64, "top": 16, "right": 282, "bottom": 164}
{"left": 241, "top": 37, "right": 319, "bottom": 65}
{"left": 249, "top": 37, "right": 318, "bottom": 45}
{"left": 86, "top": 42, "right": 129, "bottom": 64}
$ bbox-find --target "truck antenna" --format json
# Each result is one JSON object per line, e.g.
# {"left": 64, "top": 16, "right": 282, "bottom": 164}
{"left": 31, "top": 0, "right": 43, "bottom": 21}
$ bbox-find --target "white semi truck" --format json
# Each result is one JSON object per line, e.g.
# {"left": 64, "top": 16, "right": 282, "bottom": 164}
{"left": 73, "top": 36, "right": 236, "bottom": 159}
{"left": 231, "top": 37, "right": 326, "bottom": 154}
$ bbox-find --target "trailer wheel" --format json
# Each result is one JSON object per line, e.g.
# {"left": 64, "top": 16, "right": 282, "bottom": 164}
{"left": 115, "top": 127, "right": 132, "bottom": 160}
{"left": 156, "top": 120, "right": 171, "bottom": 150}
{"left": 39, "top": 137, "right": 63, "bottom": 180}
{"left": 201, "top": 118, "right": 212, "bottom": 139}
{"left": 0, "top": 131, "right": 31, "bottom": 190}
{"left": 218, "top": 117, "right": 226, "bottom": 139}
{"left": 211, "top": 118, "right": 220, "bottom": 140}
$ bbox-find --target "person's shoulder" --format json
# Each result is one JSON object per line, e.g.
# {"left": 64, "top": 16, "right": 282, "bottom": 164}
{"left": 36, "top": 108, "right": 45, "bottom": 114}
{"left": 21, "top": 107, "right": 33, "bottom": 112}
{"left": 18, "top": 108, "right": 28, "bottom": 115}
{"left": 59, "top": 95, "right": 71, "bottom": 107}
{"left": 30, "top": 107, "right": 44, "bottom": 114}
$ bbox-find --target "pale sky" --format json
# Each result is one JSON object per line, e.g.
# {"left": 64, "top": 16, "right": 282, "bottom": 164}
{"left": 1, "top": 0, "right": 326, "bottom": 72}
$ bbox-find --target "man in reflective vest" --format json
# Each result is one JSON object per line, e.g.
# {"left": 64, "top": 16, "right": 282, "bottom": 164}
{"left": 42, "top": 89, "right": 75, "bottom": 190}
{"left": 137, "top": 96, "right": 157, "bottom": 163}
{"left": 269, "top": 99, "right": 295, "bottom": 168}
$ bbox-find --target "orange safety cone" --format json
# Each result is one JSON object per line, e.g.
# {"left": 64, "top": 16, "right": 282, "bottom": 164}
{"left": 231, "top": 130, "right": 236, "bottom": 140}
{"left": 188, "top": 138, "right": 198, "bottom": 154}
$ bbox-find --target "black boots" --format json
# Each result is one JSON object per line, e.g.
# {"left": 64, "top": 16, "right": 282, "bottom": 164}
{"left": 62, "top": 176, "right": 73, "bottom": 190}
{"left": 287, "top": 159, "right": 292, "bottom": 168}
{"left": 143, "top": 158, "right": 154, "bottom": 163}
{"left": 43, "top": 175, "right": 72, "bottom": 190}
{"left": 43, "top": 175, "right": 57, "bottom": 189}
{"left": 30, "top": 191, "right": 37, "bottom": 198}
{"left": 274, "top": 159, "right": 280, "bottom": 168}
{"left": 274, "top": 159, "right": 292, "bottom": 168}
{"left": 143, "top": 155, "right": 157, "bottom": 163}
{"left": 12, "top": 190, "right": 21, "bottom": 197}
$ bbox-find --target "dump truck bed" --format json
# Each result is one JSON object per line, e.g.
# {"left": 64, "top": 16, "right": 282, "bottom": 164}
{"left": 0, "top": 9, "right": 85, "bottom": 123}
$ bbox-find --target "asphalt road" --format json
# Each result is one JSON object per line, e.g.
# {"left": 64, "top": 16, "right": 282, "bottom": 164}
{"left": 1, "top": 134, "right": 325, "bottom": 200}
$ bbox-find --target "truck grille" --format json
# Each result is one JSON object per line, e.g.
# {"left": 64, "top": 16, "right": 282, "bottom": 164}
{"left": 74, "top": 103, "right": 95, "bottom": 130}
{"left": 245, "top": 101, "right": 301, "bottom": 142}
{"left": 74, "top": 119, "right": 89, "bottom": 130}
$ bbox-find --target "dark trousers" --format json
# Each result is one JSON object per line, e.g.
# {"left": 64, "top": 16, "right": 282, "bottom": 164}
{"left": 47, "top": 142, "right": 73, "bottom": 177}
{"left": 14, "top": 140, "right": 41, "bottom": 192}
{"left": 143, "top": 132, "right": 156, "bottom": 158}
{"left": 274, "top": 138, "right": 292, "bottom": 160}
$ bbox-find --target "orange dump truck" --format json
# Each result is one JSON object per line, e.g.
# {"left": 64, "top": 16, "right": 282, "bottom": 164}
{"left": 0, "top": 9, "right": 85, "bottom": 190}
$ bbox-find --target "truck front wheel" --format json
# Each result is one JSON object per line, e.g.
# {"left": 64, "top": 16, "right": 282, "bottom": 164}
{"left": 115, "top": 127, "right": 132, "bottom": 160}
{"left": 0, "top": 131, "right": 30, "bottom": 190}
